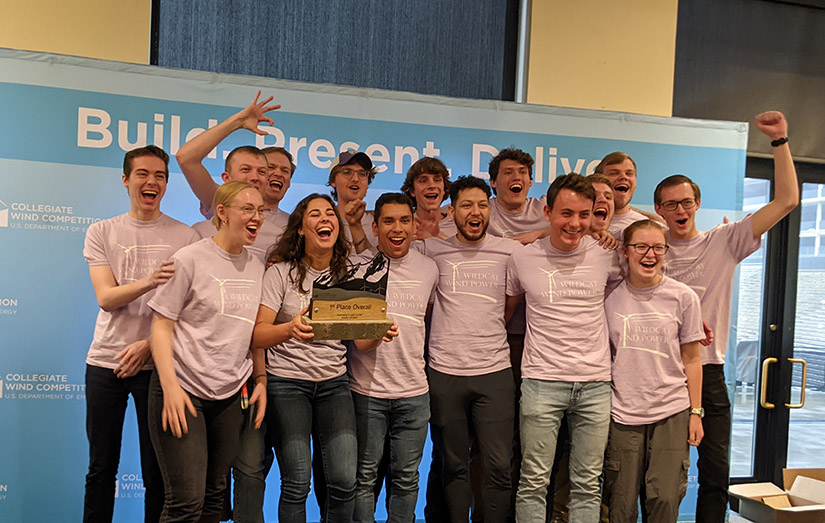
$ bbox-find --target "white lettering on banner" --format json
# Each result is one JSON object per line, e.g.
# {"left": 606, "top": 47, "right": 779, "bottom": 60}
{"left": 473, "top": 144, "right": 600, "bottom": 182}
{"left": 77, "top": 107, "right": 112, "bottom": 148}
{"left": 76, "top": 107, "right": 604, "bottom": 184}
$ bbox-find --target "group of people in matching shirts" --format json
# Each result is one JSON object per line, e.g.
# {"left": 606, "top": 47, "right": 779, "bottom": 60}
{"left": 82, "top": 92, "right": 799, "bottom": 523}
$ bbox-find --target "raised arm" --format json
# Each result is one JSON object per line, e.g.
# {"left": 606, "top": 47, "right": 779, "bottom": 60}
{"left": 176, "top": 91, "right": 281, "bottom": 210}
{"left": 750, "top": 111, "right": 799, "bottom": 239}
{"left": 89, "top": 260, "right": 175, "bottom": 312}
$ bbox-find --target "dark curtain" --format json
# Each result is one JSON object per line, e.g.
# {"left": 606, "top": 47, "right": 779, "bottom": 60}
{"left": 673, "top": 0, "right": 825, "bottom": 161}
{"left": 156, "top": 0, "right": 518, "bottom": 101}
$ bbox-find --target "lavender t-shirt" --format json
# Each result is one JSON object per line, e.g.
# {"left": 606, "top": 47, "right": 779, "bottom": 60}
{"left": 261, "top": 262, "right": 349, "bottom": 381}
{"left": 606, "top": 277, "right": 705, "bottom": 425}
{"left": 507, "top": 236, "right": 622, "bottom": 382}
{"left": 347, "top": 249, "right": 438, "bottom": 398}
{"left": 192, "top": 207, "right": 289, "bottom": 263}
{"left": 148, "top": 238, "right": 264, "bottom": 400}
{"left": 663, "top": 216, "right": 761, "bottom": 364}
{"left": 423, "top": 235, "right": 517, "bottom": 376}
{"left": 489, "top": 195, "right": 547, "bottom": 239}
{"left": 84, "top": 213, "right": 198, "bottom": 370}
{"left": 608, "top": 209, "right": 648, "bottom": 240}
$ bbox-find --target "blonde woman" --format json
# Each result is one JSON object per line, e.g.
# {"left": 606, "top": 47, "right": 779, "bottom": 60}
{"left": 148, "top": 181, "right": 266, "bottom": 522}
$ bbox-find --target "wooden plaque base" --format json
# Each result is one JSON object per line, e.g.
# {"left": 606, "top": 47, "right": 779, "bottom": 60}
{"left": 301, "top": 316, "right": 394, "bottom": 341}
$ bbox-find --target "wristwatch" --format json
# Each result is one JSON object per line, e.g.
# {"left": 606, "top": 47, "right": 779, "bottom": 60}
{"left": 690, "top": 407, "right": 705, "bottom": 418}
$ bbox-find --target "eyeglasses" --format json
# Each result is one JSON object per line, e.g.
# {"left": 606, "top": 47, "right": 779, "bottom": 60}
{"left": 339, "top": 168, "right": 368, "bottom": 180}
{"left": 625, "top": 243, "right": 669, "bottom": 256}
{"left": 228, "top": 205, "right": 270, "bottom": 218}
{"left": 660, "top": 198, "right": 697, "bottom": 211}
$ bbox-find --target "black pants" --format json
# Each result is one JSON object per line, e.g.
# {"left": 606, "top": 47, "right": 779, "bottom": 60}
{"left": 695, "top": 364, "right": 731, "bottom": 523}
{"left": 84, "top": 365, "right": 163, "bottom": 523}
{"left": 429, "top": 368, "right": 515, "bottom": 523}
{"left": 148, "top": 371, "right": 244, "bottom": 523}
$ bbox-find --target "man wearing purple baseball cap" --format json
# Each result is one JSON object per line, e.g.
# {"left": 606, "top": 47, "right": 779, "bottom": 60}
{"left": 327, "top": 149, "right": 379, "bottom": 252}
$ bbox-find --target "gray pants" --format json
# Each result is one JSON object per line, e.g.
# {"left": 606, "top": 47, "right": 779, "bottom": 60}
{"left": 602, "top": 410, "right": 690, "bottom": 523}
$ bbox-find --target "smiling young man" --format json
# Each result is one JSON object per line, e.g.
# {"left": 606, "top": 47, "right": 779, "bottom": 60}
{"left": 420, "top": 175, "right": 519, "bottom": 523}
{"left": 400, "top": 156, "right": 456, "bottom": 240}
{"left": 176, "top": 92, "right": 293, "bottom": 263}
{"left": 506, "top": 173, "right": 621, "bottom": 523}
{"left": 83, "top": 145, "right": 198, "bottom": 523}
{"left": 595, "top": 152, "right": 648, "bottom": 239}
{"left": 586, "top": 173, "right": 616, "bottom": 235}
{"left": 347, "top": 192, "right": 439, "bottom": 523}
{"left": 655, "top": 111, "right": 799, "bottom": 523}
{"left": 327, "top": 149, "right": 379, "bottom": 251}
{"left": 487, "top": 148, "right": 551, "bottom": 244}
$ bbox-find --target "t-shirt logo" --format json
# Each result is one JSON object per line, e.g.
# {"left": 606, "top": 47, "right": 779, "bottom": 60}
{"left": 116, "top": 243, "right": 171, "bottom": 282}
{"left": 387, "top": 279, "right": 425, "bottom": 325}
{"left": 538, "top": 266, "right": 599, "bottom": 305}
{"left": 445, "top": 260, "right": 500, "bottom": 303}
{"left": 663, "top": 257, "right": 707, "bottom": 295}
{"left": 614, "top": 312, "right": 675, "bottom": 358}
{"left": 211, "top": 276, "right": 258, "bottom": 324}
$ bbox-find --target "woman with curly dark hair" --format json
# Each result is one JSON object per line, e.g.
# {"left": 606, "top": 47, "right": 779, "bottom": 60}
{"left": 251, "top": 193, "right": 356, "bottom": 522}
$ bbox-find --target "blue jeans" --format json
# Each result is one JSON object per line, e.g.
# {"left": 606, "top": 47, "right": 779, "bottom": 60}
{"left": 352, "top": 391, "right": 430, "bottom": 523}
{"left": 515, "top": 379, "right": 611, "bottom": 523}
{"left": 266, "top": 374, "right": 357, "bottom": 523}
{"left": 84, "top": 365, "right": 163, "bottom": 523}
{"left": 147, "top": 371, "right": 244, "bottom": 523}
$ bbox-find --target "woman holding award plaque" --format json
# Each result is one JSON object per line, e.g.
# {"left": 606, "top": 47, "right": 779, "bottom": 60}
{"left": 252, "top": 193, "right": 366, "bottom": 522}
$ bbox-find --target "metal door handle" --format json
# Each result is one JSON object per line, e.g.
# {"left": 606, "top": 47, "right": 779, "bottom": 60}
{"left": 761, "top": 357, "right": 777, "bottom": 409}
{"left": 785, "top": 358, "right": 807, "bottom": 409}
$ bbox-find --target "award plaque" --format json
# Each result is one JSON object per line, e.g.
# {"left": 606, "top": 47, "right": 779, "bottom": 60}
{"left": 301, "top": 252, "right": 394, "bottom": 340}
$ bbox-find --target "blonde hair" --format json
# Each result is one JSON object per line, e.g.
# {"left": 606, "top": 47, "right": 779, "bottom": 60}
{"left": 211, "top": 181, "right": 256, "bottom": 229}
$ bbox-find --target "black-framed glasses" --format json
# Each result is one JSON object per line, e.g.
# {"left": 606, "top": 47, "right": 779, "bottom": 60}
{"left": 228, "top": 205, "right": 270, "bottom": 218}
{"left": 625, "top": 243, "right": 669, "bottom": 256}
{"left": 660, "top": 198, "right": 697, "bottom": 211}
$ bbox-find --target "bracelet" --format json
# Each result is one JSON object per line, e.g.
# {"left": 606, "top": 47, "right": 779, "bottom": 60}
{"left": 771, "top": 137, "right": 788, "bottom": 147}
{"left": 254, "top": 373, "right": 267, "bottom": 382}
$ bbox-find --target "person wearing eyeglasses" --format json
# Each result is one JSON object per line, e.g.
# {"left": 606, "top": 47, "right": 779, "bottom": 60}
{"left": 506, "top": 173, "right": 622, "bottom": 523}
{"left": 147, "top": 181, "right": 266, "bottom": 522}
{"left": 654, "top": 111, "right": 799, "bottom": 523}
{"left": 602, "top": 219, "right": 705, "bottom": 523}
{"left": 327, "top": 150, "right": 379, "bottom": 252}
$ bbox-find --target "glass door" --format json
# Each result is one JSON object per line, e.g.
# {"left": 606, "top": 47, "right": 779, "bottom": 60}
{"left": 785, "top": 182, "right": 825, "bottom": 468}
{"left": 732, "top": 160, "right": 825, "bottom": 486}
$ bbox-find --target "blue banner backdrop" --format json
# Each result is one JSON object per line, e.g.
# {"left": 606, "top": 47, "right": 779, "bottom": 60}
{"left": 0, "top": 49, "right": 748, "bottom": 522}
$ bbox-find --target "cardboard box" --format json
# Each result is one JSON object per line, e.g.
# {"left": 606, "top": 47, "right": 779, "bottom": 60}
{"left": 729, "top": 469, "right": 825, "bottom": 523}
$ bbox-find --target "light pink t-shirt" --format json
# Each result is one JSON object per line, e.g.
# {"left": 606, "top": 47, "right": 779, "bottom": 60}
{"left": 192, "top": 208, "right": 289, "bottom": 263}
{"left": 507, "top": 236, "right": 622, "bottom": 382}
{"left": 148, "top": 238, "right": 264, "bottom": 400}
{"left": 608, "top": 209, "right": 648, "bottom": 241}
{"left": 84, "top": 213, "right": 198, "bottom": 370}
{"left": 663, "top": 216, "right": 760, "bottom": 364}
{"left": 489, "top": 195, "right": 547, "bottom": 239}
{"left": 423, "top": 234, "right": 517, "bottom": 376}
{"left": 347, "top": 249, "right": 438, "bottom": 398}
{"left": 341, "top": 211, "right": 379, "bottom": 249}
{"left": 606, "top": 277, "right": 705, "bottom": 425}
{"left": 261, "top": 262, "right": 349, "bottom": 381}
